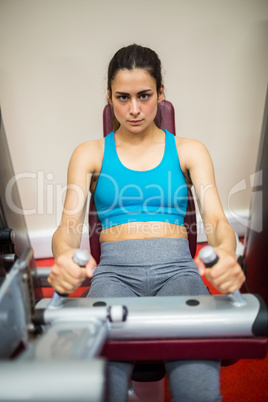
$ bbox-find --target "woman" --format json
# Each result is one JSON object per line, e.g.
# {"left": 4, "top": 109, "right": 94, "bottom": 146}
{"left": 49, "top": 44, "right": 245, "bottom": 401}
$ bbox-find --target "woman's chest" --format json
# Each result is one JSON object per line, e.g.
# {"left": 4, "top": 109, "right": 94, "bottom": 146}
{"left": 116, "top": 142, "right": 165, "bottom": 171}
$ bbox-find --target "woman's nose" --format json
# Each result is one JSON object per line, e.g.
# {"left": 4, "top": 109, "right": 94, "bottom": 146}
{"left": 129, "top": 99, "right": 140, "bottom": 116}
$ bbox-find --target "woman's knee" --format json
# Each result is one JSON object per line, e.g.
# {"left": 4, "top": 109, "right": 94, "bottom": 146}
{"left": 106, "top": 361, "right": 134, "bottom": 402}
{"left": 165, "top": 359, "right": 222, "bottom": 402}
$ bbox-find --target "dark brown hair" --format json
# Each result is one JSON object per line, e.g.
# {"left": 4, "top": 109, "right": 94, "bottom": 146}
{"left": 107, "top": 44, "right": 163, "bottom": 129}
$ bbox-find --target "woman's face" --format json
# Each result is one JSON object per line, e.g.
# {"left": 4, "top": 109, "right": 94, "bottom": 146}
{"left": 108, "top": 68, "right": 164, "bottom": 134}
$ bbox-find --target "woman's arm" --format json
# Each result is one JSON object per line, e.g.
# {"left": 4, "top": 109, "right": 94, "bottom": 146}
{"left": 48, "top": 141, "right": 101, "bottom": 294}
{"left": 179, "top": 139, "right": 245, "bottom": 293}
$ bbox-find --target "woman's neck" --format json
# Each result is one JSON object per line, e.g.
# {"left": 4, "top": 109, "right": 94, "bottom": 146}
{"left": 116, "top": 123, "right": 163, "bottom": 146}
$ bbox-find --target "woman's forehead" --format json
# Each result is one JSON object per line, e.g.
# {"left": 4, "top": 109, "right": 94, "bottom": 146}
{"left": 111, "top": 68, "right": 156, "bottom": 92}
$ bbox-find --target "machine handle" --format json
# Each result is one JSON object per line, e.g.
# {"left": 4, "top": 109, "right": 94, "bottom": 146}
{"left": 199, "top": 246, "right": 246, "bottom": 306}
{"left": 72, "top": 249, "right": 91, "bottom": 267}
{"left": 48, "top": 250, "right": 90, "bottom": 308}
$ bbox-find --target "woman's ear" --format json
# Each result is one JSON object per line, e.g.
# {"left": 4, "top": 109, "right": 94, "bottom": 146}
{"left": 107, "top": 89, "right": 112, "bottom": 105}
{"left": 158, "top": 84, "right": 164, "bottom": 103}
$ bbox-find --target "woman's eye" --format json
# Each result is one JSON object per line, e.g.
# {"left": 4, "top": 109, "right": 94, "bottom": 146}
{"left": 118, "top": 95, "right": 128, "bottom": 101}
{"left": 139, "top": 94, "right": 150, "bottom": 100}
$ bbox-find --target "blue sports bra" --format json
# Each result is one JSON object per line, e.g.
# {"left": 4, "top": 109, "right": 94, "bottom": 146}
{"left": 94, "top": 130, "right": 188, "bottom": 230}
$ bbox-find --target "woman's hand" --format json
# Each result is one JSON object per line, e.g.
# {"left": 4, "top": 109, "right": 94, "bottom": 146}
{"left": 195, "top": 248, "right": 245, "bottom": 294}
{"left": 48, "top": 249, "right": 97, "bottom": 295}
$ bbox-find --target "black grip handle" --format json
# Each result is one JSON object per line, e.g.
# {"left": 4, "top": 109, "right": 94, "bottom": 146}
{"left": 198, "top": 246, "right": 219, "bottom": 268}
{"left": 198, "top": 246, "right": 246, "bottom": 306}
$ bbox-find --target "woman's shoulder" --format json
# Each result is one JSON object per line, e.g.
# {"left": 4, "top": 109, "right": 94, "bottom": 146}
{"left": 72, "top": 138, "right": 104, "bottom": 158}
{"left": 175, "top": 136, "right": 204, "bottom": 148}
{"left": 175, "top": 136, "right": 209, "bottom": 156}
{"left": 74, "top": 137, "right": 104, "bottom": 153}
{"left": 69, "top": 138, "right": 105, "bottom": 172}
{"left": 174, "top": 136, "right": 212, "bottom": 171}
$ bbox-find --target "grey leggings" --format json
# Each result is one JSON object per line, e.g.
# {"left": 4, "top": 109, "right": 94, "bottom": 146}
{"left": 88, "top": 238, "right": 222, "bottom": 402}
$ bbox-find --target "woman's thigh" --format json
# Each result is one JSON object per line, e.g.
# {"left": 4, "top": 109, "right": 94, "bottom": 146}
{"left": 87, "top": 272, "right": 137, "bottom": 298}
{"left": 156, "top": 272, "right": 209, "bottom": 296}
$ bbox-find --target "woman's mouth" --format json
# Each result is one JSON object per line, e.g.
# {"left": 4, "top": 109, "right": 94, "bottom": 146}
{"left": 128, "top": 119, "right": 143, "bottom": 125}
